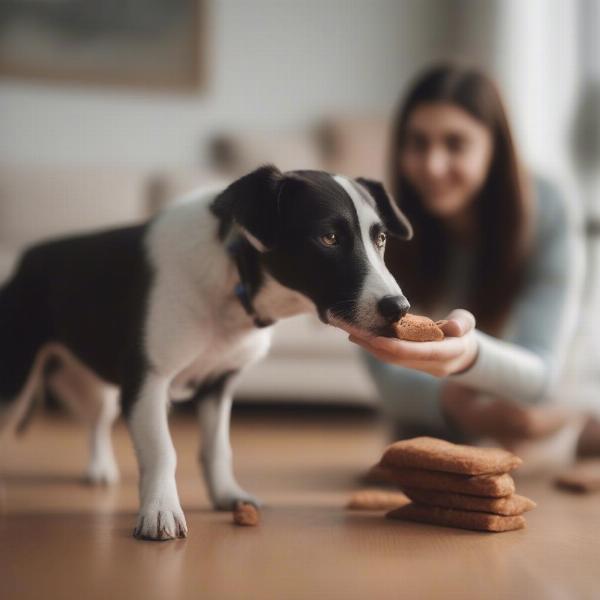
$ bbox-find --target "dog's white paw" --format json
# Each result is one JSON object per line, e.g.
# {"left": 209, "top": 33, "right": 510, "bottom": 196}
{"left": 212, "top": 488, "right": 262, "bottom": 511}
{"left": 84, "top": 457, "right": 120, "bottom": 486}
{"left": 133, "top": 505, "right": 188, "bottom": 541}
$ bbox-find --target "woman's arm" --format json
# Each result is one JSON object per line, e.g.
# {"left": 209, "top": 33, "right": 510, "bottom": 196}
{"left": 351, "top": 180, "right": 584, "bottom": 406}
{"left": 362, "top": 352, "right": 446, "bottom": 431}
{"left": 450, "top": 180, "right": 584, "bottom": 403}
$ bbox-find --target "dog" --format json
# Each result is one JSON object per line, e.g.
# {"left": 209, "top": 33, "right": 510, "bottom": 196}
{"left": 0, "top": 165, "right": 412, "bottom": 540}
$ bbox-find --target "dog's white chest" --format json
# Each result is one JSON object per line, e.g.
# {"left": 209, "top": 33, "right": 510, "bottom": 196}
{"left": 168, "top": 327, "right": 271, "bottom": 401}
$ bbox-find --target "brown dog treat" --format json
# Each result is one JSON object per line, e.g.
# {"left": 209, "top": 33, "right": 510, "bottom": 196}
{"left": 386, "top": 502, "right": 526, "bottom": 532}
{"left": 403, "top": 488, "right": 536, "bottom": 516}
{"left": 380, "top": 437, "right": 522, "bottom": 476}
{"left": 393, "top": 314, "right": 445, "bottom": 342}
{"left": 346, "top": 489, "right": 410, "bottom": 511}
{"left": 555, "top": 460, "right": 600, "bottom": 493}
{"left": 363, "top": 463, "right": 394, "bottom": 485}
{"left": 375, "top": 464, "right": 515, "bottom": 498}
{"left": 233, "top": 501, "right": 260, "bottom": 526}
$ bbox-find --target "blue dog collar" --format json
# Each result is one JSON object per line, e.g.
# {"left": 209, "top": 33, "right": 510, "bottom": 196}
{"left": 228, "top": 239, "right": 273, "bottom": 329}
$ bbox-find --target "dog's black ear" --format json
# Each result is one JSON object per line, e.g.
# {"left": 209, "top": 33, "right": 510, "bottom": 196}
{"left": 356, "top": 177, "right": 413, "bottom": 240}
{"left": 211, "top": 164, "right": 283, "bottom": 251}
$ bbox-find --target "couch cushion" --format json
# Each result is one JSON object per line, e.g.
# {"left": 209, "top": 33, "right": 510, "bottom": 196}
{"left": 207, "top": 129, "right": 322, "bottom": 176}
{"left": 317, "top": 115, "right": 389, "bottom": 181}
{"left": 147, "top": 168, "right": 228, "bottom": 212}
{"left": 0, "top": 164, "right": 151, "bottom": 253}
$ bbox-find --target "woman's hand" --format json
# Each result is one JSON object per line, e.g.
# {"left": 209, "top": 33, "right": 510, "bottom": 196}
{"left": 441, "top": 381, "right": 570, "bottom": 443}
{"left": 349, "top": 309, "right": 478, "bottom": 377}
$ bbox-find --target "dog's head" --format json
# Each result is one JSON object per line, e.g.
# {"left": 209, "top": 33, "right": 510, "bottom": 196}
{"left": 212, "top": 165, "right": 413, "bottom": 336}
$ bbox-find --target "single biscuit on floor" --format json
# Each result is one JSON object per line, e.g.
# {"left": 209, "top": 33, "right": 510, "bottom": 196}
{"left": 393, "top": 314, "right": 445, "bottom": 342}
{"left": 346, "top": 489, "right": 410, "bottom": 511}
{"left": 374, "top": 464, "right": 515, "bottom": 498}
{"left": 402, "top": 488, "right": 536, "bottom": 516}
{"left": 233, "top": 501, "right": 260, "bottom": 526}
{"left": 555, "top": 460, "right": 600, "bottom": 493}
{"left": 386, "top": 503, "right": 526, "bottom": 532}
{"left": 380, "top": 437, "right": 522, "bottom": 476}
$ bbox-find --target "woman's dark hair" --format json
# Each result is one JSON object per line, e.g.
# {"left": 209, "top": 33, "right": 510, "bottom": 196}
{"left": 385, "top": 63, "right": 534, "bottom": 334}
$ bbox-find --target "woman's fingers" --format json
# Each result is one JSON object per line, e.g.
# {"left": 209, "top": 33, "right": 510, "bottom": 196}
{"left": 440, "top": 309, "right": 476, "bottom": 337}
{"left": 485, "top": 401, "right": 571, "bottom": 439}
{"left": 440, "top": 319, "right": 463, "bottom": 337}
{"left": 349, "top": 336, "right": 473, "bottom": 376}
{"left": 349, "top": 334, "right": 470, "bottom": 362}
{"left": 443, "top": 393, "right": 573, "bottom": 441}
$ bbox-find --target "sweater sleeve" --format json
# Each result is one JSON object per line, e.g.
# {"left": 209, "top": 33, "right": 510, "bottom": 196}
{"left": 450, "top": 180, "right": 584, "bottom": 404}
{"left": 361, "top": 351, "right": 448, "bottom": 430}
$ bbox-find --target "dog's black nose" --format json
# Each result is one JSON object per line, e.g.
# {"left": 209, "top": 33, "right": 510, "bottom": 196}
{"left": 377, "top": 295, "right": 410, "bottom": 322}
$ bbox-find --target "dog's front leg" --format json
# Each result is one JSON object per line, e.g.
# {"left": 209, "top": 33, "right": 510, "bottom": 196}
{"left": 197, "top": 374, "right": 260, "bottom": 510}
{"left": 126, "top": 372, "right": 187, "bottom": 540}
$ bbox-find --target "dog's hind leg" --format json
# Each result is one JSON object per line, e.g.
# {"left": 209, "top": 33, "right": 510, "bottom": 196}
{"left": 196, "top": 372, "right": 261, "bottom": 510}
{"left": 47, "top": 352, "right": 120, "bottom": 485}
{"left": 85, "top": 386, "right": 120, "bottom": 485}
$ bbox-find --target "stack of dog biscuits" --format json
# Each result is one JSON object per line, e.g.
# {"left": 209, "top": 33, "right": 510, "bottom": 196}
{"left": 375, "top": 437, "right": 535, "bottom": 532}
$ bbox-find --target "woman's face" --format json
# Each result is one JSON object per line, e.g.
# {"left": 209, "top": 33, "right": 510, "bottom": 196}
{"left": 399, "top": 102, "right": 494, "bottom": 219}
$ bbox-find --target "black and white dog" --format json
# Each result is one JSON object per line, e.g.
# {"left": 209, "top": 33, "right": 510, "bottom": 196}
{"left": 0, "top": 165, "right": 412, "bottom": 540}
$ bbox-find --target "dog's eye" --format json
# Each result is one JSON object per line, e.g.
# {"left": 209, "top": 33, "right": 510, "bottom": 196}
{"left": 320, "top": 233, "right": 338, "bottom": 247}
{"left": 375, "top": 232, "right": 387, "bottom": 249}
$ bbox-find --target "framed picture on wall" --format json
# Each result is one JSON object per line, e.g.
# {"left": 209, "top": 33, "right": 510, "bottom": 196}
{"left": 0, "top": 0, "right": 205, "bottom": 91}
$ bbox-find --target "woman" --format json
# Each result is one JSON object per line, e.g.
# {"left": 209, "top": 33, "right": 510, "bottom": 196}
{"left": 350, "top": 64, "right": 584, "bottom": 447}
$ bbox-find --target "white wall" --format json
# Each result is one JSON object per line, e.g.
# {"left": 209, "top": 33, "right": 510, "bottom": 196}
{"left": 440, "top": 0, "right": 580, "bottom": 183}
{"left": 494, "top": 0, "right": 580, "bottom": 181}
{"left": 0, "top": 0, "right": 447, "bottom": 170}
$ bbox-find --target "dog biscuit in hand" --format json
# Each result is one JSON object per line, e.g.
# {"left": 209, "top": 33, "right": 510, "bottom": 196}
{"left": 393, "top": 314, "right": 446, "bottom": 342}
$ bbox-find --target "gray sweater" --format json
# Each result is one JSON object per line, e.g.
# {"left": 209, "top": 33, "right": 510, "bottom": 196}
{"left": 362, "top": 178, "right": 584, "bottom": 431}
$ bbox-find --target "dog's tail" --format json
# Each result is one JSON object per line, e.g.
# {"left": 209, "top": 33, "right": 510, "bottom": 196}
{"left": 0, "top": 343, "right": 61, "bottom": 440}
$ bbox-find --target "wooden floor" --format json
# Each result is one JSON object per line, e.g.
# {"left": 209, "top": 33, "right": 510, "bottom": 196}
{"left": 1, "top": 408, "right": 599, "bottom": 600}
